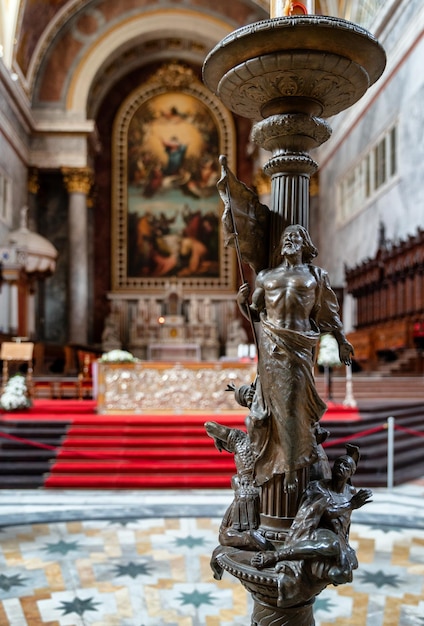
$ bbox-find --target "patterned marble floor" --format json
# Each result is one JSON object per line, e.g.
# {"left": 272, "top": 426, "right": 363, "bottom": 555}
{"left": 0, "top": 481, "right": 424, "bottom": 626}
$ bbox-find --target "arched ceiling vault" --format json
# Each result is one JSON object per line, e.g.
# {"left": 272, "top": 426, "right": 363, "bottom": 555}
{"left": 1, "top": 0, "right": 386, "bottom": 170}
{"left": 14, "top": 0, "right": 268, "bottom": 118}
{"left": 86, "top": 36, "right": 209, "bottom": 120}
{"left": 10, "top": 0, "right": 383, "bottom": 121}
{"left": 68, "top": 12, "right": 234, "bottom": 119}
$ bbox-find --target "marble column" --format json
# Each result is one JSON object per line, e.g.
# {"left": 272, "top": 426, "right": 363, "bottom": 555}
{"left": 9, "top": 281, "right": 18, "bottom": 335}
{"left": 0, "top": 283, "right": 9, "bottom": 333}
{"left": 62, "top": 167, "right": 93, "bottom": 345}
{"left": 28, "top": 168, "right": 41, "bottom": 338}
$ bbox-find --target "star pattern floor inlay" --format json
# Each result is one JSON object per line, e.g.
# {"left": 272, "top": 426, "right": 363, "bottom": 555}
{"left": 0, "top": 481, "right": 424, "bottom": 625}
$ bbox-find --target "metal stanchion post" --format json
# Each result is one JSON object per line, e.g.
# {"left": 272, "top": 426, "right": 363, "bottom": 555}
{"left": 387, "top": 416, "right": 395, "bottom": 490}
{"left": 343, "top": 364, "right": 356, "bottom": 407}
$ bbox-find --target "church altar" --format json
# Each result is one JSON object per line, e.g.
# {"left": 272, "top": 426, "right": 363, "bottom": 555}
{"left": 146, "top": 342, "right": 201, "bottom": 361}
{"left": 103, "top": 290, "right": 245, "bottom": 362}
{"left": 96, "top": 360, "right": 256, "bottom": 413}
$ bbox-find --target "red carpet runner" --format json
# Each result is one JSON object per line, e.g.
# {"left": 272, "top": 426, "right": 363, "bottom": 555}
{"left": 0, "top": 400, "right": 361, "bottom": 489}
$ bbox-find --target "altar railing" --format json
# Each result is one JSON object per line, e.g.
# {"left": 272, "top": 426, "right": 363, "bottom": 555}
{"left": 96, "top": 361, "right": 256, "bottom": 413}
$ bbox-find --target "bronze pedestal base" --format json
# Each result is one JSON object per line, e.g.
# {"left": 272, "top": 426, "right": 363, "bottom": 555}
{"left": 215, "top": 547, "right": 321, "bottom": 626}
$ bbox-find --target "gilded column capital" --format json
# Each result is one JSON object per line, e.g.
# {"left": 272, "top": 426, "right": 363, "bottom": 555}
{"left": 28, "top": 168, "right": 39, "bottom": 195}
{"left": 310, "top": 173, "right": 319, "bottom": 197}
{"left": 253, "top": 168, "right": 271, "bottom": 197}
{"left": 62, "top": 167, "right": 93, "bottom": 195}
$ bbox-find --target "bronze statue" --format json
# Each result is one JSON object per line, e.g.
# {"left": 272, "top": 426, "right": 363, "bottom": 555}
{"left": 205, "top": 422, "right": 274, "bottom": 557}
{"left": 250, "top": 445, "right": 372, "bottom": 606}
{"left": 202, "top": 9, "right": 385, "bottom": 623}
{"left": 206, "top": 198, "right": 365, "bottom": 622}
{"left": 237, "top": 224, "right": 354, "bottom": 492}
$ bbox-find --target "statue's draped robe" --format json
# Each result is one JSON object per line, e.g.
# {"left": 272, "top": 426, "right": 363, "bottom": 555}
{"left": 249, "top": 266, "right": 345, "bottom": 486}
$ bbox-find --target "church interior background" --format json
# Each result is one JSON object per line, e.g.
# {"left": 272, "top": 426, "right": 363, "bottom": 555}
{"left": 1, "top": 3, "right": 424, "bottom": 625}
{"left": 0, "top": 0, "right": 423, "bottom": 377}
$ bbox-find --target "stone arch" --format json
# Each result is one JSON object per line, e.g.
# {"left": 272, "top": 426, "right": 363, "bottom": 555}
{"left": 65, "top": 11, "right": 232, "bottom": 116}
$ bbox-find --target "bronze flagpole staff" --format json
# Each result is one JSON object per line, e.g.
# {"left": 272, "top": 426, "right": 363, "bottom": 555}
{"left": 219, "top": 154, "right": 259, "bottom": 356}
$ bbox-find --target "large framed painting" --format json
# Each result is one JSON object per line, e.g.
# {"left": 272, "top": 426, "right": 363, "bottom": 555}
{"left": 112, "top": 63, "right": 235, "bottom": 293}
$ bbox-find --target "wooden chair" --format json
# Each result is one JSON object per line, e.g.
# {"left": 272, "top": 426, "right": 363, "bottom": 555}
{"left": 0, "top": 341, "right": 35, "bottom": 397}
{"left": 77, "top": 351, "right": 96, "bottom": 399}
{"left": 58, "top": 348, "right": 98, "bottom": 399}
{"left": 33, "top": 378, "right": 55, "bottom": 398}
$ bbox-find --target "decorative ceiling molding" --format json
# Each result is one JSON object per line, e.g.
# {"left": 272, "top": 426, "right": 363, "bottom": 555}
{"left": 15, "top": 0, "right": 267, "bottom": 101}
{"left": 87, "top": 36, "right": 209, "bottom": 119}
{"left": 9, "top": 0, "right": 388, "bottom": 120}
{"left": 16, "top": 0, "right": 88, "bottom": 93}
{"left": 65, "top": 10, "right": 232, "bottom": 115}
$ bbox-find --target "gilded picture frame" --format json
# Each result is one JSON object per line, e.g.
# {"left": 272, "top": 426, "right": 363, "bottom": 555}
{"left": 112, "top": 63, "right": 235, "bottom": 293}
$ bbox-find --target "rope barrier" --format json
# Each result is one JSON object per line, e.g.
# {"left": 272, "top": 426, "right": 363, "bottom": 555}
{"left": 0, "top": 416, "right": 423, "bottom": 482}
{"left": 394, "top": 424, "right": 424, "bottom": 438}
{"left": 323, "top": 425, "right": 386, "bottom": 448}
{"left": 0, "top": 431, "right": 138, "bottom": 462}
{"left": 0, "top": 431, "right": 171, "bottom": 465}
{"left": 0, "top": 425, "right": 390, "bottom": 457}
{"left": 387, "top": 416, "right": 394, "bottom": 489}
{"left": 0, "top": 431, "right": 230, "bottom": 466}
{"left": 0, "top": 431, "right": 57, "bottom": 451}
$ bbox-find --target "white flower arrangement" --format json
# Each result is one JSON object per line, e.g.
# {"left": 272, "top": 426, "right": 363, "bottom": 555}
{"left": 99, "top": 349, "right": 139, "bottom": 363}
{"left": 0, "top": 374, "right": 32, "bottom": 411}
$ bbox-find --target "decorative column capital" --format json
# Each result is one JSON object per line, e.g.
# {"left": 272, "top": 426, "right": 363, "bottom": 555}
{"left": 28, "top": 168, "right": 39, "bottom": 195}
{"left": 62, "top": 167, "right": 93, "bottom": 195}
{"left": 310, "top": 173, "right": 319, "bottom": 196}
{"left": 253, "top": 168, "right": 271, "bottom": 197}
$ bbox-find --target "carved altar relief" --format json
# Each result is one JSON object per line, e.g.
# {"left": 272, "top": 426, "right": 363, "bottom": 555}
{"left": 97, "top": 361, "right": 256, "bottom": 413}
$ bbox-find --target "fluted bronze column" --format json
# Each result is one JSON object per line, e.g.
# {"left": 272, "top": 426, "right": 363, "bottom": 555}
{"left": 203, "top": 16, "right": 386, "bottom": 264}
{"left": 251, "top": 113, "right": 331, "bottom": 250}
